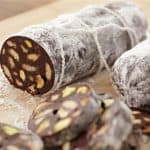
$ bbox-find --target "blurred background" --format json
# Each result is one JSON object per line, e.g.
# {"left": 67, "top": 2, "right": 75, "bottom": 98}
{"left": 0, "top": 0, "right": 150, "bottom": 21}
{"left": 0, "top": 0, "right": 150, "bottom": 42}
{"left": 0, "top": 0, "right": 55, "bottom": 20}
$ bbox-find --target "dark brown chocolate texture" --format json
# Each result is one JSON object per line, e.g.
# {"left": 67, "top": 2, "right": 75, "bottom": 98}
{"left": 28, "top": 84, "right": 102, "bottom": 148}
{"left": 0, "top": 123, "right": 43, "bottom": 150}
{"left": 132, "top": 108, "right": 150, "bottom": 135}
{"left": 1, "top": 36, "right": 54, "bottom": 95}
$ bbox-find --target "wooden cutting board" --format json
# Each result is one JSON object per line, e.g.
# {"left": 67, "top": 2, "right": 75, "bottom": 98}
{"left": 0, "top": 0, "right": 149, "bottom": 129}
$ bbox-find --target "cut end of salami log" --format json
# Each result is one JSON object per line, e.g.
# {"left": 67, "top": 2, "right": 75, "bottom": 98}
{"left": 1, "top": 36, "right": 55, "bottom": 95}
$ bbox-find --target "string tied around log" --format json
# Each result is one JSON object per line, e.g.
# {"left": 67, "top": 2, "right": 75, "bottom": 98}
{"left": 51, "top": 6, "right": 140, "bottom": 89}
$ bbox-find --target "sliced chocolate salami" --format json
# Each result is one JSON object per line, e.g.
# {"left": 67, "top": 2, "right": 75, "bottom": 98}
{"left": 68, "top": 99, "right": 132, "bottom": 150}
{"left": 64, "top": 99, "right": 150, "bottom": 150}
{"left": 28, "top": 84, "right": 102, "bottom": 147}
{"left": 1, "top": 36, "right": 55, "bottom": 95}
{"left": 0, "top": 123, "right": 43, "bottom": 150}
{"left": 122, "top": 109, "right": 150, "bottom": 150}
{"left": 0, "top": 2, "right": 148, "bottom": 96}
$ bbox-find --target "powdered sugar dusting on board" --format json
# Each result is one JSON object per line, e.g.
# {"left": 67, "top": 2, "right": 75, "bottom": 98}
{"left": 0, "top": 68, "right": 40, "bottom": 130}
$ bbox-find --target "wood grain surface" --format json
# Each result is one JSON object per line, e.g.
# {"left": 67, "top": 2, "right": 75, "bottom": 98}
{"left": 0, "top": 0, "right": 149, "bottom": 129}
{"left": 0, "top": 0, "right": 56, "bottom": 21}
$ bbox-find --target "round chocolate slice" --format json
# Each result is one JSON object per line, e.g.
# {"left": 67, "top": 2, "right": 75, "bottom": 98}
{"left": 1, "top": 36, "right": 55, "bottom": 95}
{"left": 28, "top": 84, "right": 102, "bottom": 147}
{"left": 0, "top": 123, "right": 43, "bottom": 150}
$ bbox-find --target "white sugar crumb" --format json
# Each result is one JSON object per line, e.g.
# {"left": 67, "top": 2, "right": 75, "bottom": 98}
{"left": 0, "top": 68, "right": 39, "bottom": 130}
{"left": 0, "top": 98, "right": 28, "bottom": 129}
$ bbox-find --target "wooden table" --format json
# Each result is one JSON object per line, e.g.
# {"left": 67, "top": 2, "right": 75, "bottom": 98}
{"left": 0, "top": 0, "right": 56, "bottom": 21}
{"left": 0, "top": 0, "right": 149, "bottom": 129}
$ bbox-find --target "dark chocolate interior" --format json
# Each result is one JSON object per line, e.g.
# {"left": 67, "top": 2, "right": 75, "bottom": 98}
{"left": 0, "top": 36, "right": 55, "bottom": 95}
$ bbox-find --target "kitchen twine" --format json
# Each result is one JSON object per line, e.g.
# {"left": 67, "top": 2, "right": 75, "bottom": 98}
{"left": 51, "top": 7, "right": 139, "bottom": 91}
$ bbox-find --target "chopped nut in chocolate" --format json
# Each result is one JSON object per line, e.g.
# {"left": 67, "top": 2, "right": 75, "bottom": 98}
{"left": 28, "top": 84, "right": 103, "bottom": 147}
{"left": 0, "top": 123, "right": 43, "bottom": 150}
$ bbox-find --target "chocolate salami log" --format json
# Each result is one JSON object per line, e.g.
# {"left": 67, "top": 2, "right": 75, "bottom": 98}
{"left": 28, "top": 83, "right": 102, "bottom": 148}
{"left": 0, "top": 2, "right": 148, "bottom": 96}
{"left": 0, "top": 123, "right": 43, "bottom": 150}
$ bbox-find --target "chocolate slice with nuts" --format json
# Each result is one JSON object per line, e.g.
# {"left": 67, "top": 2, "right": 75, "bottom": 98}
{"left": 68, "top": 99, "right": 132, "bottom": 150}
{"left": 123, "top": 108, "right": 150, "bottom": 150}
{"left": 0, "top": 123, "right": 43, "bottom": 150}
{"left": 132, "top": 108, "right": 150, "bottom": 135}
{"left": 1, "top": 37, "right": 54, "bottom": 95}
{"left": 28, "top": 84, "right": 102, "bottom": 148}
{"left": 66, "top": 99, "right": 150, "bottom": 150}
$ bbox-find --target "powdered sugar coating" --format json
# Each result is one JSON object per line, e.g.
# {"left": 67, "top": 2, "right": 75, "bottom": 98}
{"left": 112, "top": 40, "right": 150, "bottom": 108}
